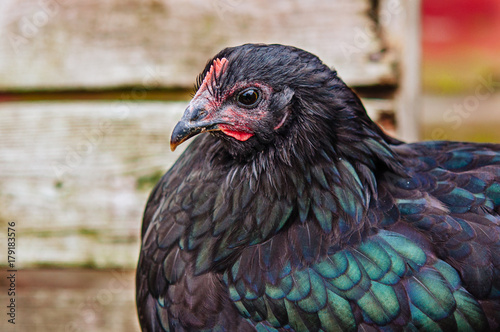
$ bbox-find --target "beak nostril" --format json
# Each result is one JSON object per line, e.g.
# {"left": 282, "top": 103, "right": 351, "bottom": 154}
{"left": 190, "top": 108, "right": 207, "bottom": 122}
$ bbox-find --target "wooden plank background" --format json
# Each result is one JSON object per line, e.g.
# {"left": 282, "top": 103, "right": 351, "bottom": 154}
{"left": 0, "top": 269, "right": 139, "bottom": 331}
{"left": 0, "top": 0, "right": 416, "bottom": 268}
{"left": 0, "top": 0, "right": 400, "bottom": 90}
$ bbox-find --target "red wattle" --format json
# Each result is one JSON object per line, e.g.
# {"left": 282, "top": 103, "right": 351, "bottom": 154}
{"left": 219, "top": 125, "right": 254, "bottom": 141}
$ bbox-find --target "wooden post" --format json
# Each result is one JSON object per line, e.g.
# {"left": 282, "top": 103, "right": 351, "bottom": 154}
{"left": 396, "top": 0, "right": 422, "bottom": 142}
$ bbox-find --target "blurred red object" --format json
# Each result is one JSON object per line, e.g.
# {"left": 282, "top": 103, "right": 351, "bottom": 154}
{"left": 423, "top": 0, "right": 500, "bottom": 65}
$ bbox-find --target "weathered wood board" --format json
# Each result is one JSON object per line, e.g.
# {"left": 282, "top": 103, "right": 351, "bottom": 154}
{"left": 0, "top": 269, "right": 139, "bottom": 331}
{"left": 0, "top": 0, "right": 397, "bottom": 90}
{"left": 0, "top": 101, "right": 184, "bottom": 268}
{"left": 0, "top": 98, "right": 392, "bottom": 268}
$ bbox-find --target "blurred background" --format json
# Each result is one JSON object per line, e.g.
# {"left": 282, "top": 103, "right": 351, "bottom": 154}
{"left": 422, "top": 0, "right": 500, "bottom": 142}
{"left": 0, "top": 0, "right": 498, "bottom": 331}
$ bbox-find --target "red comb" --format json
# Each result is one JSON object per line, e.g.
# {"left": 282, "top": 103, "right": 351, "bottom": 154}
{"left": 200, "top": 58, "right": 228, "bottom": 91}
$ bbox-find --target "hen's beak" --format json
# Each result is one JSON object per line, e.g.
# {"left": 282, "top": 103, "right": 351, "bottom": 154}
{"left": 170, "top": 104, "right": 220, "bottom": 151}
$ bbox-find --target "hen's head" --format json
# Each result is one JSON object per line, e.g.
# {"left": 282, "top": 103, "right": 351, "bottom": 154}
{"left": 171, "top": 44, "right": 391, "bottom": 161}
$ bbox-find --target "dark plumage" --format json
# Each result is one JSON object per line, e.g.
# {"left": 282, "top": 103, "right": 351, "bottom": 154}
{"left": 136, "top": 44, "right": 500, "bottom": 331}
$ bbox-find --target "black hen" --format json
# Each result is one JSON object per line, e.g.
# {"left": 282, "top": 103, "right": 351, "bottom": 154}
{"left": 136, "top": 44, "right": 500, "bottom": 331}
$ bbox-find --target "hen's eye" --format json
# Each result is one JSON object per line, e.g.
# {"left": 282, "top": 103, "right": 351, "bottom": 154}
{"left": 237, "top": 88, "right": 260, "bottom": 107}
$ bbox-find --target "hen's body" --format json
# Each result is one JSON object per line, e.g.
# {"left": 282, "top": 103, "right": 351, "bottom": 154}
{"left": 136, "top": 44, "right": 500, "bottom": 331}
